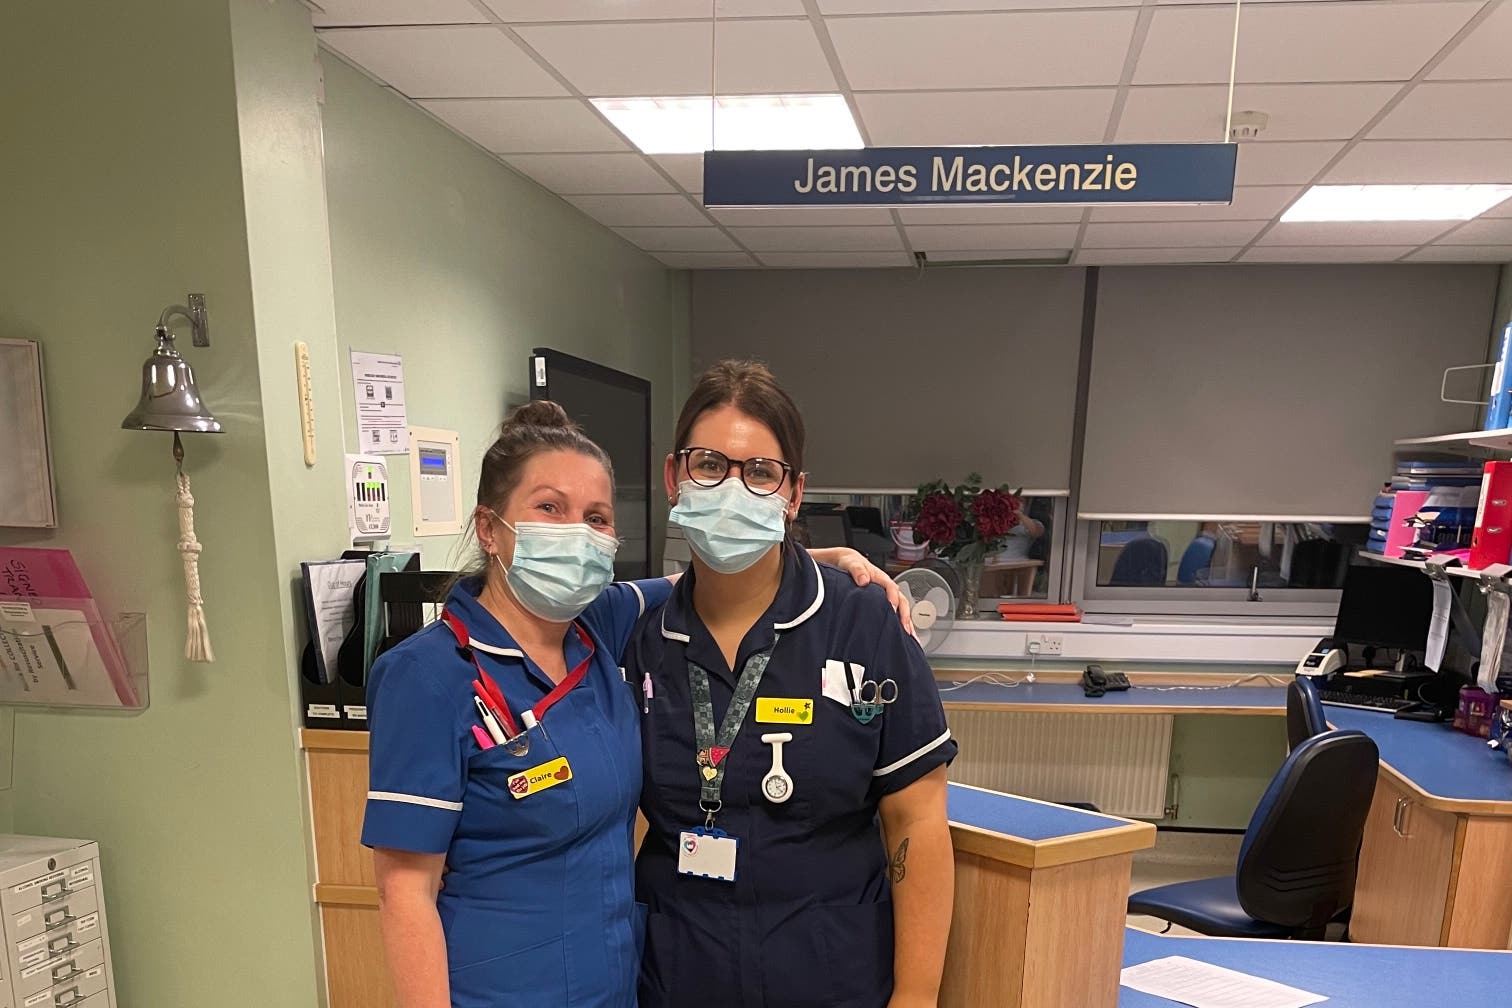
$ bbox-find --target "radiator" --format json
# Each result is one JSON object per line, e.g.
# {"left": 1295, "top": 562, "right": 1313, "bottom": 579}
{"left": 946, "top": 711, "right": 1173, "bottom": 819}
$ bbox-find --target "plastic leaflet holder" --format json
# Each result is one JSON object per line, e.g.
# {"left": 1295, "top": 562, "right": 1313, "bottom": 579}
{"left": 0, "top": 600, "right": 147, "bottom": 711}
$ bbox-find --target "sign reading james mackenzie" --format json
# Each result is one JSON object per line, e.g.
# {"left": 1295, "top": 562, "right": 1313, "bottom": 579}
{"left": 703, "top": 144, "right": 1237, "bottom": 208}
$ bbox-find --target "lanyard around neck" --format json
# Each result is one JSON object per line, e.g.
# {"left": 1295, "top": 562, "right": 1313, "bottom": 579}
{"left": 442, "top": 608, "right": 594, "bottom": 737}
{"left": 687, "top": 643, "right": 774, "bottom": 825}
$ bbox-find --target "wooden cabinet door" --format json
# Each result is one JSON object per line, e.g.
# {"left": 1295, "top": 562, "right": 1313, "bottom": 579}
{"left": 1351, "top": 770, "right": 1459, "bottom": 946}
{"left": 322, "top": 905, "right": 397, "bottom": 1008}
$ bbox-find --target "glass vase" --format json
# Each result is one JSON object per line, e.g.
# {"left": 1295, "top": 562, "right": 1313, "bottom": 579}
{"left": 956, "top": 557, "right": 983, "bottom": 620}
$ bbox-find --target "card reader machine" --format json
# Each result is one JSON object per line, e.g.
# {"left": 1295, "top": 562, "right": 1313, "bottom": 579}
{"left": 1297, "top": 638, "right": 1346, "bottom": 678}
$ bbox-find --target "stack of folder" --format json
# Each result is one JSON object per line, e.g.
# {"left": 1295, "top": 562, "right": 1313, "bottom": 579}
{"left": 998, "top": 603, "right": 1081, "bottom": 622}
{"left": 1368, "top": 460, "right": 1482, "bottom": 557}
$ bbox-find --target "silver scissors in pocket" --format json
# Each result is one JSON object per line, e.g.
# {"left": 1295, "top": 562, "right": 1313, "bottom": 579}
{"left": 844, "top": 663, "right": 898, "bottom": 724}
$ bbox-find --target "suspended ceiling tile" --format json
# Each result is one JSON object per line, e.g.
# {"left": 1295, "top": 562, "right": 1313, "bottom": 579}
{"left": 564, "top": 194, "right": 712, "bottom": 227}
{"left": 708, "top": 206, "right": 897, "bottom": 227}
{"left": 1076, "top": 247, "right": 1244, "bottom": 265}
{"left": 320, "top": 26, "right": 567, "bottom": 98}
{"left": 1135, "top": 2, "right": 1482, "bottom": 85}
{"left": 1430, "top": 0, "right": 1512, "bottom": 81}
{"left": 733, "top": 226, "right": 905, "bottom": 251}
{"left": 1487, "top": 197, "right": 1512, "bottom": 218}
{"left": 1258, "top": 220, "right": 1458, "bottom": 247}
{"left": 1370, "top": 81, "right": 1512, "bottom": 140}
{"left": 503, "top": 153, "right": 676, "bottom": 193}
{"left": 1233, "top": 141, "right": 1346, "bottom": 186}
{"left": 904, "top": 222, "right": 1081, "bottom": 250}
{"left": 1325, "top": 140, "right": 1512, "bottom": 184}
{"left": 1091, "top": 186, "right": 1300, "bottom": 223}
{"left": 1116, "top": 83, "right": 1400, "bottom": 144}
{"left": 895, "top": 205, "right": 1085, "bottom": 225}
{"left": 821, "top": 0, "right": 1138, "bottom": 10}
{"left": 1240, "top": 246, "right": 1417, "bottom": 263}
{"left": 653, "top": 251, "right": 761, "bottom": 269}
{"left": 1434, "top": 217, "right": 1512, "bottom": 245}
{"left": 1408, "top": 245, "right": 1512, "bottom": 262}
{"left": 855, "top": 89, "right": 1118, "bottom": 146}
{"left": 615, "top": 227, "right": 741, "bottom": 251}
{"left": 420, "top": 98, "right": 628, "bottom": 152}
{"left": 756, "top": 252, "right": 916, "bottom": 267}
{"left": 826, "top": 10, "right": 1140, "bottom": 90}
{"left": 310, "top": 0, "right": 488, "bottom": 27}
{"left": 514, "top": 19, "right": 835, "bottom": 96}
{"left": 921, "top": 249, "right": 1071, "bottom": 262}
{"left": 483, "top": 0, "right": 805, "bottom": 20}
{"left": 1081, "top": 220, "right": 1267, "bottom": 248}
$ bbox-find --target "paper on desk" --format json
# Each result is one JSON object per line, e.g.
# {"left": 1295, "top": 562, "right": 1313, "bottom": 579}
{"left": 1426, "top": 578, "right": 1451, "bottom": 672}
{"left": 1120, "top": 956, "right": 1327, "bottom": 1008}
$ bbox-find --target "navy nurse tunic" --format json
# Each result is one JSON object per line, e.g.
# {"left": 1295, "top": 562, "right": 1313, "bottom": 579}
{"left": 362, "top": 575, "right": 672, "bottom": 1008}
{"left": 629, "top": 546, "right": 957, "bottom": 1008}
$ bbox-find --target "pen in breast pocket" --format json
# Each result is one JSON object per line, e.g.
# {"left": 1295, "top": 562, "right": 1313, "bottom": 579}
{"left": 471, "top": 724, "right": 497, "bottom": 751}
{"left": 474, "top": 696, "right": 507, "bottom": 745}
{"left": 642, "top": 672, "right": 653, "bottom": 714}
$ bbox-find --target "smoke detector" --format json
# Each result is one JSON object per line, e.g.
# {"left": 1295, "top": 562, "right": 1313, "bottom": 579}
{"left": 1229, "top": 111, "right": 1269, "bottom": 141}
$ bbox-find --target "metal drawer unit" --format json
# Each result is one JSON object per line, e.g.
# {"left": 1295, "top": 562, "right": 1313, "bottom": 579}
{"left": 0, "top": 839, "right": 115, "bottom": 1008}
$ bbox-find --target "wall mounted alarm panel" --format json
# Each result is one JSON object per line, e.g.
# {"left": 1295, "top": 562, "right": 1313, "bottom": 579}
{"left": 346, "top": 454, "right": 391, "bottom": 544}
{"left": 408, "top": 426, "right": 464, "bottom": 536}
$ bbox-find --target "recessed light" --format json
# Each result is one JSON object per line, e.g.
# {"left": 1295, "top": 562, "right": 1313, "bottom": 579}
{"left": 591, "top": 95, "right": 863, "bottom": 156}
{"left": 1282, "top": 184, "right": 1512, "bottom": 223}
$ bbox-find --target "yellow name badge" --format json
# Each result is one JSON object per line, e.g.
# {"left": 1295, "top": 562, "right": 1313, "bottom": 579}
{"left": 506, "top": 757, "right": 572, "bottom": 800}
{"left": 756, "top": 697, "right": 814, "bottom": 725}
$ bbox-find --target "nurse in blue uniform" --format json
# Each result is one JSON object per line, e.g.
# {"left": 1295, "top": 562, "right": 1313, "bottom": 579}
{"left": 363, "top": 401, "right": 905, "bottom": 1008}
{"left": 631, "top": 361, "right": 958, "bottom": 1008}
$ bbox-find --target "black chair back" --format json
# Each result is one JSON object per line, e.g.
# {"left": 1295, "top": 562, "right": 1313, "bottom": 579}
{"left": 1236, "top": 730, "right": 1378, "bottom": 936}
{"left": 1286, "top": 676, "right": 1328, "bottom": 751}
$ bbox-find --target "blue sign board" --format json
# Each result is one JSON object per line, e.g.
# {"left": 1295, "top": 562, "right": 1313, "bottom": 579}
{"left": 703, "top": 144, "right": 1236, "bottom": 208}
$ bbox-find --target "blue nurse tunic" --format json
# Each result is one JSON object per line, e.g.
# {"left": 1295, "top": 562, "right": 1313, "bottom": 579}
{"left": 628, "top": 546, "right": 957, "bottom": 1008}
{"left": 362, "top": 575, "right": 672, "bottom": 1008}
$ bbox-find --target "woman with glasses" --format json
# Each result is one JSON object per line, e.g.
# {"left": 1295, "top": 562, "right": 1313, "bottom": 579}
{"left": 629, "top": 360, "right": 957, "bottom": 1008}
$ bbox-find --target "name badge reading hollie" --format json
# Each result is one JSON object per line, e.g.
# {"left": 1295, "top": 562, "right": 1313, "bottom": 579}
{"left": 756, "top": 697, "right": 814, "bottom": 724}
{"left": 677, "top": 828, "right": 739, "bottom": 882}
{"left": 506, "top": 757, "right": 572, "bottom": 799}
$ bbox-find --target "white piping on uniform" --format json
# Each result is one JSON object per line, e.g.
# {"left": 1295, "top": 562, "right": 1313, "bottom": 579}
{"left": 471, "top": 641, "right": 525, "bottom": 658}
{"left": 367, "top": 791, "right": 464, "bottom": 812}
{"left": 660, "top": 607, "right": 691, "bottom": 643}
{"left": 872, "top": 730, "right": 952, "bottom": 778}
{"left": 774, "top": 556, "right": 825, "bottom": 631}
{"left": 628, "top": 580, "right": 646, "bottom": 616}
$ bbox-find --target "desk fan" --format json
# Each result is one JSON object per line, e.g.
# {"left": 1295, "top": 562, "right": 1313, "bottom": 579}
{"left": 896, "top": 568, "right": 957, "bottom": 655}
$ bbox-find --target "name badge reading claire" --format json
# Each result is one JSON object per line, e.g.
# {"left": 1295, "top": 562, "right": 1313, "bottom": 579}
{"left": 756, "top": 697, "right": 814, "bottom": 724}
{"left": 506, "top": 757, "right": 572, "bottom": 799}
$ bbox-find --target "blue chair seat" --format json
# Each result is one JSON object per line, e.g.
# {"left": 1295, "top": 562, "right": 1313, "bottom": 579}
{"left": 1127, "top": 876, "right": 1294, "bottom": 939}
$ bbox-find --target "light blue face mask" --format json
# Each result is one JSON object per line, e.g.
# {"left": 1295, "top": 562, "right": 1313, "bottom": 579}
{"left": 493, "top": 519, "right": 618, "bottom": 623}
{"left": 669, "top": 479, "right": 789, "bottom": 575}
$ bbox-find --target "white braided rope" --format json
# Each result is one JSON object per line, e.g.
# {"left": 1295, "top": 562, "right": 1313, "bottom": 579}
{"left": 176, "top": 469, "right": 214, "bottom": 663}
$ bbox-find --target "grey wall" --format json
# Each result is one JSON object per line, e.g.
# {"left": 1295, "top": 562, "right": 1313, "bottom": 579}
{"left": 691, "top": 268, "right": 1087, "bottom": 492}
{"left": 1081, "top": 264, "right": 1499, "bottom": 517}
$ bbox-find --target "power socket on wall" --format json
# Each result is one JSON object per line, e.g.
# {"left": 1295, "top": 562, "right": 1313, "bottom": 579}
{"left": 1024, "top": 634, "right": 1064, "bottom": 656}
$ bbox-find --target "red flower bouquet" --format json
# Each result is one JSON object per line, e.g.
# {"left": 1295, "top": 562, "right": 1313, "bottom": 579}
{"left": 910, "top": 474, "right": 1023, "bottom": 566}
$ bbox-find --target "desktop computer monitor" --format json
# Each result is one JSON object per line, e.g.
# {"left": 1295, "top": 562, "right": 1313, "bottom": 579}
{"left": 1332, "top": 564, "right": 1434, "bottom": 653}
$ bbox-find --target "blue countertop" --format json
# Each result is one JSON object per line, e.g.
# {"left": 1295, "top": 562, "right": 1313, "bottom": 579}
{"left": 1121, "top": 927, "right": 1512, "bottom": 1007}
{"left": 939, "top": 681, "right": 1288, "bottom": 710}
{"left": 947, "top": 782, "right": 1136, "bottom": 842}
{"left": 1324, "top": 705, "right": 1512, "bottom": 805}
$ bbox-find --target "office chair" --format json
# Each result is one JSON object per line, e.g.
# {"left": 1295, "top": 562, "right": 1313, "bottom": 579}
{"left": 1128, "top": 729, "right": 1378, "bottom": 940}
{"left": 1286, "top": 676, "right": 1329, "bottom": 752}
{"left": 1109, "top": 535, "right": 1169, "bottom": 586}
{"left": 1176, "top": 533, "right": 1216, "bottom": 586}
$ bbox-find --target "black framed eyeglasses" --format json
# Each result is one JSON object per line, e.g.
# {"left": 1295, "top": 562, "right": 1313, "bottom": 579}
{"left": 677, "top": 447, "right": 792, "bottom": 497}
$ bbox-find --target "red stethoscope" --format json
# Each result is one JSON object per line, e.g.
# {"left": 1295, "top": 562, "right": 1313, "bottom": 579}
{"left": 441, "top": 608, "right": 594, "bottom": 757}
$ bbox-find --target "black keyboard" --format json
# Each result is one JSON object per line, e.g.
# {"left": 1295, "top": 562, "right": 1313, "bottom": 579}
{"left": 1319, "top": 690, "right": 1413, "bottom": 712}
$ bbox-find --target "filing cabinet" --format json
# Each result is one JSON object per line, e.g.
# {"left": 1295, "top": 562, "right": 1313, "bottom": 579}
{"left": 0, "top": 838, "right": 115, "bottom": 1008}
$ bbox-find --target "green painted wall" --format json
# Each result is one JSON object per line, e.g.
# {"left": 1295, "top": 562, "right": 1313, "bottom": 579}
{"left": 0, "top": 1, "right": 319, "bottom": 1004}
{"left": 320, "top": 53, "right": 690, "bottom": 570}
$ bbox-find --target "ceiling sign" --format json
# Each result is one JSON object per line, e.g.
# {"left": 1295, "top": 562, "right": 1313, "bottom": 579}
{"left": 703, "top": 144, "right": 1237, "bottom": 208}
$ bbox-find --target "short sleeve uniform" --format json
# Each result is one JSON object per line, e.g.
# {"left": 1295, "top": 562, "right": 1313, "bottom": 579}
{"left": 628, "top": 546, "right": 956, "bottom": 1008}
{"left": 362, "top": 576, "right": 671, "bottom": 1008}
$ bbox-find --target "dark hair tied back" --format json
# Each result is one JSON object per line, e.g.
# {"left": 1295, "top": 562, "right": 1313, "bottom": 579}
{"left": 478, "top": 400, "right": 614, "bottom": 516}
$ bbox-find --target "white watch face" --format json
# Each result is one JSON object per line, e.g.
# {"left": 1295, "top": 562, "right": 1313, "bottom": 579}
{"left": 762, "top": 773, "right": 791, "bottom": 802}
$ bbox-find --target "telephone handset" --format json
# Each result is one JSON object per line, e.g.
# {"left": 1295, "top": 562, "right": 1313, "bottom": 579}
{"left": 1081, "top": 663, "right": 1131, "bottom": 698}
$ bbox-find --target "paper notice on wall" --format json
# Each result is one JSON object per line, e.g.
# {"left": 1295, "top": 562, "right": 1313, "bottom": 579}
{"left": 350, "top": 351, "right": 408, "bottom": 454}
{"left": 1426, "top": 579, "right": 1452, "bottom": 672}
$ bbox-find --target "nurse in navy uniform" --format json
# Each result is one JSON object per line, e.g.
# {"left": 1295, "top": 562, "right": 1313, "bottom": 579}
{"left": 631, "top": 361, "right": 957, "bottom": 1008}
{"left": 362, "top": 401, "right": 908, "bottom": 1008}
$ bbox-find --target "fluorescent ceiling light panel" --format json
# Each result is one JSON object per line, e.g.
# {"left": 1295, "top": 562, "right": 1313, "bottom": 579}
{"left": 591, "top": 95, "right": 863, "bottom": 155}
{"left": 1282, "top": 184, "right": 1512, "bottom": 223}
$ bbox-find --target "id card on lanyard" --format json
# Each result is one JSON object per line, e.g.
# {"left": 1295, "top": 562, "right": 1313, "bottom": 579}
{"left": 677, "top": 647, "right": 774, "bottom": 883}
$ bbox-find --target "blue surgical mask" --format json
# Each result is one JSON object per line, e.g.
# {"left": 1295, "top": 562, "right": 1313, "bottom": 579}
{"left": 669, "top": 480, "right": 789, "bottom": 575}
{"left": 494, "top": 520, "right": 618, "bottom": 622}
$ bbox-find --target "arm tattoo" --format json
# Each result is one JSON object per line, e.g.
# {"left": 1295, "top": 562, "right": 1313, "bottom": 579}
{"left": 890, "top": 837, "right": 910, "bottom": 884}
